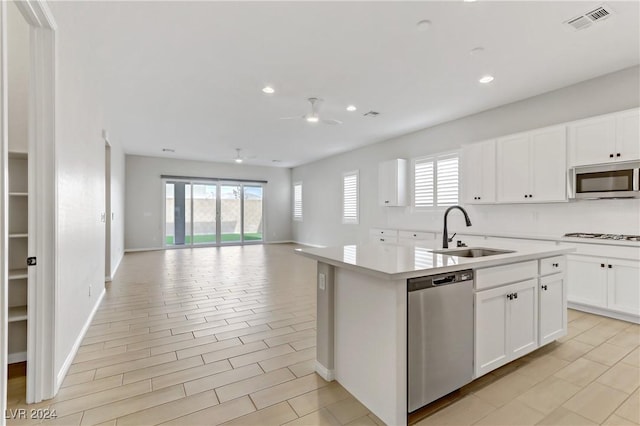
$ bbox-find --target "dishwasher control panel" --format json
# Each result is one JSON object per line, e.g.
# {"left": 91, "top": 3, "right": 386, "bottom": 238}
{"left": 407, "top": 269, "right": 474, "bottom": 292}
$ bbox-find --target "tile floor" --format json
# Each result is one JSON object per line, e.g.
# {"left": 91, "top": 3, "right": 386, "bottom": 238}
{"left": 5, "top": 244, "right": 640, "bottom": 426}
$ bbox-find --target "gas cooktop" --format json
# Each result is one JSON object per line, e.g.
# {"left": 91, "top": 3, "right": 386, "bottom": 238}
{"left": 564, "top": 233, "right": 640, "bottom": 242}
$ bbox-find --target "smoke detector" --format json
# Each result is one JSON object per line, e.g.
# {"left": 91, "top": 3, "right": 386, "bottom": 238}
{"left": 565, "top": 4, "right": 614, "bottom": 31}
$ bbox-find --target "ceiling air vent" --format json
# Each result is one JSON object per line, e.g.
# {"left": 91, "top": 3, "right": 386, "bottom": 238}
{"left": 363, "top": 111, "right": 380, "bottom": 117}
{"left": 565, "top": 4, "right": 614, "bottom": 31}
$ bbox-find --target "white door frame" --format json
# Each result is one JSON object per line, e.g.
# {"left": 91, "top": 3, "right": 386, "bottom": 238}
{"left": 1, "top": 0, "right": 57, "bottom": 408}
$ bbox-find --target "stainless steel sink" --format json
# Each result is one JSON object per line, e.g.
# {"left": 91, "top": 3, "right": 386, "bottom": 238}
{"left": 433, "top": 247, "right": 515, "bottom": 258}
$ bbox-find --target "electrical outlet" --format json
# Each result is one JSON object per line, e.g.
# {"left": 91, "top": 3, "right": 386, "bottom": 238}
{"left": 319, "top": 273, "right": 326, "bottom": 291}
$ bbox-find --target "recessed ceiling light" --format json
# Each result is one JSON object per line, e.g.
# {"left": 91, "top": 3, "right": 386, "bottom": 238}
{"left": 479, "top": 75, "right": 494, "bottom": 84}
{"left": 306, "top": 116, "right": 319, "bottom": 123}
{"left": 346, "top": 105, "right": 357, "bottom": 112}
{"left": 262, "top": 86, "right": 275, "bottom": 94}
{"left": 235, "top": 158, "right": 243, "bottom": 163}
{"left": 416, "top": 20, "right": 432, "bottom": 31}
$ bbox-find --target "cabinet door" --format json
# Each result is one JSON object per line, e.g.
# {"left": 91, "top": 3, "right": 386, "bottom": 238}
{"left": 508, "top": 279, "right": 538, "bottom": 359}
{"left": 607, "top": 258, "right": 640, "bottom": 315}
{"left": 475, "top": 285, "right": 509, "bottom": 378}
{"left": 479, "top": 140, "right": 496, "bottom": 203}
{"left": 461, "top": 143, "right": 482, "bottom": 204}
{"left": 567, "top": 255, "right": 607, "bottom": 307}
{"left": 539, "top": 274, "right": 567, "bottom": 346}
{"left": 568, "top": 115, "right": 616, "bottom": 166}
{"left": 378, "top": 160, "right": 398, "bottom": 206}
{"left": 616, "top": 109, "right": 640, "bottom": 162}
{"left": 497, "top": 135, "right": 530, "bottom": 203}
{"left": 530, "top": 127, "right": 567, "bottom": 202}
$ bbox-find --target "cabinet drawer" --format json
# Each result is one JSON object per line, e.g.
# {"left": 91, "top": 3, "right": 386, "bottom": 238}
{"left": 370, "top": 228, "right": 398, "bottom": 238}
{"left": 476, "top": 260, "right": 538, "bottom": 290}
{"left": 540, "top": 256, "right": 565, "bottom": 276}
{"left": 398, "top": 230, "right": 435, "bottom": 240}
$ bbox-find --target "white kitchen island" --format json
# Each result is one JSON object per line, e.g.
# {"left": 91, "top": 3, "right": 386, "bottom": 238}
{"left": 296, "top": 243, "right": 575, "bottom": 426}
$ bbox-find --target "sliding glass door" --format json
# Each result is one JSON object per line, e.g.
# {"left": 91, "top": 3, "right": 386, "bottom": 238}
{"left": 165, "top": 180, "right": 263, "bottom": 247}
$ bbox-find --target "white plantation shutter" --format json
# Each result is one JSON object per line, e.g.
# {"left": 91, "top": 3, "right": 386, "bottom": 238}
{"left": 414, "top": 152, "right": 459, "bottom": 208}
{"left": 343, "top": 171, "right": 359, "bottom": 224}
{"left": 293, "top": 183, "right": 302, "bottom": 220}
{"left": 436, "top": 154, "right": 459, "bottom": 206}
{"left": 414, "top": 158, "right": 435, "bottom": 207}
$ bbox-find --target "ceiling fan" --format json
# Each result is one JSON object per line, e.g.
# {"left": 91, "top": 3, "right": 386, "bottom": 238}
{"left": 233, "top": 148, "right": 255, "bottom": 164}
{"left": 280, "top": 98, "right": 342, "bottom": 125}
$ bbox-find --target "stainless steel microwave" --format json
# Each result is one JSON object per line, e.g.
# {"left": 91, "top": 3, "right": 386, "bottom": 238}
{"left": 570, "top": 161, "right": 640, "bottom": 199}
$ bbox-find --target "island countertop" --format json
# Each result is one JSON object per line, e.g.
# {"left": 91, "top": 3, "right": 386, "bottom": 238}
{"left": 296, "top": 242, "right": 575, "bottom": 280}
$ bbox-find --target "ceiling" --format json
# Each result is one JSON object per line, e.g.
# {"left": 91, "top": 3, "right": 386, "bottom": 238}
{"left": 54, "top": 1, "right": 639, "bottom": 167}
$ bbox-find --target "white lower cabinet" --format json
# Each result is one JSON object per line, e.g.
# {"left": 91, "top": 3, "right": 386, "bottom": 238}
{"left": 475, "top": 278, "right": 538, "bottom": 378}
{"left": 539, "top": 273, "right": 567, "bottom": 346}
{"left": 567, "top": 255, "right": 640, "bottom": 317}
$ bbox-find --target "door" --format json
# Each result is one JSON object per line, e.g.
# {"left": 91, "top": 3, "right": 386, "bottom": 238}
{"left": 530, "top": 127, "right": 567, "bottom": 202}
{"left": 568, "top": 115, "right": 616, "bottom": 166}
{"left": 192, "top": 184, "right": 217, "bottom": 245}
{"left": 220, "top": 183, "right": 242, "bottom": 244}
{"left": 615, "top": 109, "right": 640, "bottom": 162}
{"left": 539, "top": 274, "right": 567, "bottom": 345}
{"left": 475, "top": 285, "right": 509, "bottom": 377}
{"left": 607, "top": 259, "right": 640, "bottom": 315}
{"left": 497, "top": 134, "right": 530, "bottom": 202}
{"left": 165, "top": 181, "right": 264, "bottom": 246}
{"left": 508, "top": 279, "right": 538, "bottom": 359}
{"left": 567, "top": 255, "right": 607, "bottom": 307}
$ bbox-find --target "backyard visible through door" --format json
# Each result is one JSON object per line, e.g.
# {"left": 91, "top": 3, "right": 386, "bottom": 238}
{"left": 165, "top": 180, "right": 263, "bottom": 246}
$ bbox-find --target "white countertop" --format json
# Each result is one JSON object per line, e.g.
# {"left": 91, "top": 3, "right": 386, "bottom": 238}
{"left": 296, "top": 242, "right": 575, "bottom": 280}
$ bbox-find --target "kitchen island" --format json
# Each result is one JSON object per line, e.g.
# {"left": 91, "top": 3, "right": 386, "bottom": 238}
{"left": 296, "top": 242, "right": 575, "bottom": 426}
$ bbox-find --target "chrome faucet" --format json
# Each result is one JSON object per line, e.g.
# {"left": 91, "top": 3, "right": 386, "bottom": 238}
{"left": 442, "top": 206, "right": 472, "bottom": 248}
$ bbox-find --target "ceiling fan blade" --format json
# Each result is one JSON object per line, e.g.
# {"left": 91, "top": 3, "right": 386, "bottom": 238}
{"left": 322, "top": 119, "right": 343, "bottom": 125}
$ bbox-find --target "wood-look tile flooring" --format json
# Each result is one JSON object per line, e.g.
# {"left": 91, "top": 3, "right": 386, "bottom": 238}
{"left": 5, "top": 243, "right": 640, "bottom": 426}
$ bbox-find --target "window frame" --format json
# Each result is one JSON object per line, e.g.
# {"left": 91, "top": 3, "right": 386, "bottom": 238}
{"left": 412, "top": 150, "right": 460, "bottom": 210}
{"left": 342, "top": 170, "right": 359, "bottom": 225}
{"left": 293, "top": 181, "right": 303, "bottom": 222}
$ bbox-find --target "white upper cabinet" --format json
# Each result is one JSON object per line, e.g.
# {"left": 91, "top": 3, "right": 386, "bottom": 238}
{"left": 497, "top": 126, "right": 567, "bottom": 203}
{"left": 568, "top": 108, "right": 640, "bottom": 166}
{"left": 378, "top": 159, "right": 407, "bottom": 206}
{"left": 462, "top": 140, "right": 496, "bottom": 204}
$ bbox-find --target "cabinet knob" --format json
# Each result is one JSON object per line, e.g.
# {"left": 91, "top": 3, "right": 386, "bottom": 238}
{"left": 617, "top": 153, "right": 621, "bottom": 157}
{"left": 514, "top": 292, "right": 518, "bottom": 299}
{"left": 529, "top": 194, "right": 533, "bottom": 198}
{"left": 478, "top": 196, "right": 481, "bottom": 200}
{"left": 384, "top": 200, "right": 389, "bottom": 204}
{"left": 608, "top": 264, "right": 612, "bottom": 269}
{"left": 601, "top": 263, "right": 605, "bottom": 268}
{"left": 553, "top": 263, "right": 559, "bottom": 267}
{"left": 610, "top": 154, "right": 614, "bottom": 158}
{"left": 541, "top": 285, "right": 548, "bottom": 291}
{"left": 506, "top": 293, "right": 512, "bottom": 300}
{"left": 524, "top": 195, "right": 529, "bottom": 198}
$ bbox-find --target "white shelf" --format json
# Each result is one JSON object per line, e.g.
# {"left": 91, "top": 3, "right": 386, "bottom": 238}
{"left": 9, "top": 269, "right": 28, "bottom": 280}
{"left": 8, "top": 306, "right": 28, "bottom": 322}
{"left": 9, "top": 233, "right": 28, "bottom": 239}
{"left": 9, "top": 192, "right": 28, "bottom": 197}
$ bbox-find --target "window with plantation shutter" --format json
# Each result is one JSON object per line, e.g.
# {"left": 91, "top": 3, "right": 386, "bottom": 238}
{"left": 343, "top": 171, "right": 359, "bottom": 224}
{"left": 293, "top": 182, "right": 302, "bottom": 221}
{"left": 413, "top": 152, "right": 459, "bottom": 208}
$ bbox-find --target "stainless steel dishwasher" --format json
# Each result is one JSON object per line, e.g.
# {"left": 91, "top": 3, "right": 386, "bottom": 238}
{"left": 407, "top": 269, "right": 474, "bottom": 413}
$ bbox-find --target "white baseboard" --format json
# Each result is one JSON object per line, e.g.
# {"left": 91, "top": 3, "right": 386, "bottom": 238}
{"left": 294, "top": 241, "right": 326, "bottom": 248}
{"left": 107, "top": 251, "right": 124, "bottom": 282}
{"left": 265, "top": 240, "right": 295, "bottom": 244}
{"left": 124, "top": 247, "right": 163, "bottom": 253}
{"left": 568, "top": 302, "right": 640, "bottom": 324}
{"left": 56, "top": 288, "right": 105, "bottom": 393}
{"left": 314, "top": 360, "right": 335, "bottom": 381}
{"left": 8, "top": 351, "right": 27, "bottom": 364}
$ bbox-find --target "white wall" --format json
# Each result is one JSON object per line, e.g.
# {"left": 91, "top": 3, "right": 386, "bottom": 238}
{"left": 125, "top": 155, "right": 292, "bottom": 250}
{"left": 49, "top": 1, "right": 110, "bottom": 382}
{"left": 8, "top": 1, "right": 28, "bottom": 153}
{"left": 292, "top": 66, "right": 640, "bottom": 247}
